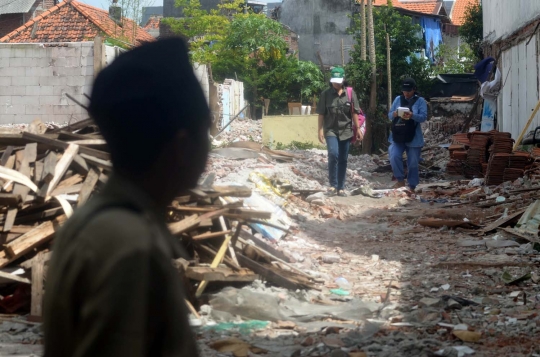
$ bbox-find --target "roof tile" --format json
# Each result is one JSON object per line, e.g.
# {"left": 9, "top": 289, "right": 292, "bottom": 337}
{"left": 370, "top": 0, "right": 439, "bottom": 16}
{"left": 451, "top": 0, "right": 479, "bottom": 26}
{"left": 0, "top": 0, "right": 154, "bottom": 45}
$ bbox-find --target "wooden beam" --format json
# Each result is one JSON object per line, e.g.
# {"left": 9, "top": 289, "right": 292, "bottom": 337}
{"left": 21, "top": 132, "right": 109, "bottom": 161}
{"left": 195, "top": 234, "right": 232, "bottom": 297}
{"left": 71, "top": 155, "right": 89, "bottom": 175}
{"left": 78, "top": 166, "right": 100, "bottom": 206}
{"left": 0, "top": 194, "right": 21, "bottom": 207}
{"left": 185, "top": 266, "right": 257, "bottom": 282}
{"left": 50, "top": 183, "right": 83, "bottom": 196}
{"left": 0, "top": 146, "right": 14, "bottom": 166}
{"left": 48, "top": 118, "right": 95, "bottom": 134}
{"left": 0, "top": 215, "right": 66, "bottom": 268}
{"left": 79, "top": 153, "right": 112, "bottom": 171}
{"left": 168, "top": 208, "right": 228, "bottom": 235}
{"left": 236, "top": 253, "right": 301, "bottom": 291}
{"left": 13, "top": 143, "right": 37, "bottom": 201}
{"left": 30, "top": 252, "right": 47, "bottom": 317}
{"left": 192, "top": 230, "right": 231, "bottom": 241}
{"left": 3, "top": 208, "right": 17, "bottom": 232}
{"left": 46, "top": 144, "right": 79, "bottom": 196}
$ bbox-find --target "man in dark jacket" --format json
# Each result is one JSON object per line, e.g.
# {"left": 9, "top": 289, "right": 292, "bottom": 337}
{"left": 43, "top": 38, "right": 209, "bottom": 357}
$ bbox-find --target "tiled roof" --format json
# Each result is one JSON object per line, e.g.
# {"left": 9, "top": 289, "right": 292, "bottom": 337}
{"left": 0, "top": 0, "right": 154, "bottom": 46}
{"left": 0, "top": 0, "right": 35, "bottom": 15}
{"left": 371, "top": 0, "right": 440, "bottom": 15}
{"left": 144, "top": 15, "right": 161, "bottom": 30}
{"left": 451, "top": 0, "right": 479, "bottom": 26}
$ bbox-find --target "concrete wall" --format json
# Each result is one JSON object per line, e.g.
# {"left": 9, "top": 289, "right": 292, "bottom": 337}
{"left": 262, "top": 115, "right": 319, "bottom": 146}
{"left": 0, "top": 42, "right": 93, "bottom": 124}
{"left": 483, "top": 0, "right": 540, "bottom": 42}
{"left": 278, "top": 0, "right": 354, "bottom": 66}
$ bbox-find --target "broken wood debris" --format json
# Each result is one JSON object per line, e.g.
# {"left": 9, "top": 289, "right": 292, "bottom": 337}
{"left": 0, "top": 120, "right": 314, "bottom": 318}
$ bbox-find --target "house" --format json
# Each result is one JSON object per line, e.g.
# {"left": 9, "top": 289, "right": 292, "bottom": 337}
{"left": 482, "top": 0, "right": 540, "bottom": 139}
{"left": 144, "top": 16, "right": 161, "bottom": 38}
{"left": 0, "top": 0, "right": 58, "bottom": 38}
{"left": 141, "top": 5, "right": 163, "bottom": 26}
{"left": 0, "top": 0, "right": 154, "bottom": 46}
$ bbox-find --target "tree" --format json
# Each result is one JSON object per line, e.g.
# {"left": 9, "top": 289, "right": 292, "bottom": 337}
{"left": 165, "top": 1, "right": 325, "bottom": 116}
{"left": 433, "top": 43, "right": 476, "bottom": 74}
{"left": 459, "top": 2, "right": 483, "bottom": 60}
{"left": 360, "top": 0, "right": 366, "bottom": 61}
{"left": 108, "top": 0, "right": 155, "bottom": 45}
{"left": 364, "top": 0, "right": 376, "bottom": 154}
{"left": 347, "top": 4, "right": 430, "bottom": 152}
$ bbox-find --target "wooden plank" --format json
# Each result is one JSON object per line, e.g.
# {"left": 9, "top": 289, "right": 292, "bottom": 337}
{"left": 168, "top": 208, "right": 228, "bottom": 235}
{"left": 67, "top": 139, "right": 107, "bottom": 146}
{"left": 195, "top": 243, "right": 240, "bottom": 270}
{"left": 185, "top": 266, "right": 257, "bottom": 282}
{"left": 58, "top": 131, "right": 103, "bottom": 141}
{"left": 13, "top": 143, "right": 37, "bottom": 201}
{"left": 236, "top": 253, "right": 301, "bottom": 290}
{"left": 0, "top": 270, "right": 31, "bottom": 285}
{"left": 41, "top": 152, "right": 57, "bottom": 184}
{"left": 239, "top": 229, "right": 291, "bottom": 263}
{"left": 15, "top": 207, "right": 64, "bottom": 225}
{"left": 78, "top": 166, "right": 100, "bottom": 206}
{"left": 482, "top": 208, "right": 527, "bottom": 233}
{"left": 0, "top": 146, "right": 14, "bottom": 166}
{"left": 21, "top": 133, "right": 109, "bottom": 161}
{"left": 46, "top": 144, "right": 79, "bottom": 196}
{"left": 30, "top": 252, "right": 47, "bottom": 316}
{"left": 3, "top": 209, "right": 17, "bottom": 232}
{"left": 0, "top": 215, "right": 66, "bottom": 268}
{"left": 3, "top": 154, "right": 15, "bottom": 170}
{"left": 224, "top": 209, "right": 272, "bottom": 220}
{"left": 195, "top": 234, "right": 232, "bottom": 297}
{"left": 0, "top": 134, "right": 58, "bottom": 147}
{"left": 219, "top": 216, "right": 240, "bottom": 267}
{"left": 71, "top": 155, "right": 89, "bottom": 175}
{"left": 79, "top": 153, "right": 112, "bottom": 171}
{"left": 192, "top": 230, "right": 231, "bottom": 241}
{"left": 205, "top": 186, "right": 252, "bottom": 198}
{"left": 0, "top": 194, "right": 21, "bottom": 207}
{"left": 55, "top": 174, "right": 83, "bottom": 191}
{"left": 34, "top": 162, "right": 43, "bottom": 183}
{"left": 50, "top": 183, "right": 83, "bottom": 197}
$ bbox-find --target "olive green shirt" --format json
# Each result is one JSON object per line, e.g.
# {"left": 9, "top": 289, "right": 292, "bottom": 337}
{"left": 43, "top": 173, "right": 198, "bottom": 357}
{"left": 316, "top": 87, "right": 361, "bottom": 140}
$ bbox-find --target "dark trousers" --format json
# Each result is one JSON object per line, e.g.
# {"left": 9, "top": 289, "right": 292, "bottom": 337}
{"left": 326, "top": 136, "right": 351, "bottom": 190}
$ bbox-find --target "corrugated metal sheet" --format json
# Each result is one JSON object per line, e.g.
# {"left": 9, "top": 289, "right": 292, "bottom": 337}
{"left": 498, "top": 35, "right": 540, "bottom": 138}
{"left": 0, "top": 0, "right": 35, "bottom": 15}
{"left": 483, "top": 0, "right": 540, "bottom": 41}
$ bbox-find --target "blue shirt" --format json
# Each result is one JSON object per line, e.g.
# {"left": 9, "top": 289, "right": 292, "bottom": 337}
{"left": 388, "top": 95, "right": 428, "bottom": 147}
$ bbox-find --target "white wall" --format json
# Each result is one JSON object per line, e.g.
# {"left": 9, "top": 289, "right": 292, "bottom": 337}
{"left": 483, "top": 0, "right": 540, "bottom": 41}
{"left": 497, "top": 34, "right": 540, "bottom": 138}
{"left": 0, "top": 42, "right": 94, "bottom": 124}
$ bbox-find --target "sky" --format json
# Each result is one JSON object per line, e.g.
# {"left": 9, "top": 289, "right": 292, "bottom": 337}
{"left": 80, "top": 0, "right": 281, "bottom": 10}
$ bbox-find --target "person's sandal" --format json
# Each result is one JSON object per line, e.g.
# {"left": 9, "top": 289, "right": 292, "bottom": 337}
{"left": 337, "top": 189, "right": 348, "bottom": 197}
{"left": 325, "top": 187, "right": 337, "bottom": 196}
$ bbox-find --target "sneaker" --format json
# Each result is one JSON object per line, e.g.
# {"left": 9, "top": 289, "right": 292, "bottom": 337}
{"left": 325, "top": 187, "right": 337, "bottom": 196}
{"left": 392, "top": 181, "right": 406, "bottom": 189}
{"left": 337, "top": 189, "right": 348, "bottom": 197}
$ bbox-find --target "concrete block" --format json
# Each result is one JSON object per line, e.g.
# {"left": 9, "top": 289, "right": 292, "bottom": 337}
{"left": 53, "top": 104, "right": 80, "bottom": 115}
{"left": 24, "top": 67, "right": 40, "bottom": 77}
{"left": 12, "top": 86, "right": 25, "bottom": 95}
{"left": 38, "top": 86, "right": 54, "bottom": 96}
{"left": 0, "top": 48, "right": 12, "bottom": 58}
{"left": 11, "top": 96, "right": 38, "bottom": 105}
{"left": 4, "top": 104, "right": 26, "bottom": 115}
{"left": 12, "top": 48, "right": 26, "bottom": 58}
{"left": 26, "top": 104, "right": 54, "bottom": 115}
{"left": 81, "top": 65, "right": 94, "bottom": 76}
{"left": 0, "top": 114, "right": 17, "bottom": 124}
{"left": 10, "top": 58, "right": 34, "bottom": 67}
{"left": 0, "top": 67, "right": 24, "bottom": 77}
{"left": 36, "top": 57, "right": 53, "bottom": 67}
{"left": 80, "top": 56, "right": 94, "bottom": 67}
{"left": 84, "top": 76, "right": 93, "bottom": 85}
{"left": 38, "top": 67, "right": 54, "bottom": 77}
{"left": 81, "top": 45, "right": 93, "bottom": 57}
{"left": 67, "top": 76, "right": 86, "bottom": 86}
{"left": 26, "top": 86, "right": 41, "bottom": 96}
{"left": 0, "top": 57, "right": 9, "bottom": 67}
{"left": 0, "top": 77, "right": 11, "bottom": 86}
{"left": 0, "top": 87, "right": 13, "bottom": 95}
{"left": 82, "top": 85, "right": 92, "bottom": 97}
{"left": 25, "top": 47, "right": 43, "bottom": 58}
{"left": 65, "top": 56, "right": 81, "bottom": 68}
{"left": 52, "top": 67, "right": 82, "bottom": 76}
{"left": 39, "top": 76, "right": 68, "bottom": 86}
{"left": 53, "top": 85, "right": 81, "bottom": 96}
{"left": 39, "top": 96, "right": 61, "bottom": 105}
{"left": 12, "top": 76, "right": 39, "bottom": 86}
{"left": 0, "top": 96, "right": 12, "bottom": 105}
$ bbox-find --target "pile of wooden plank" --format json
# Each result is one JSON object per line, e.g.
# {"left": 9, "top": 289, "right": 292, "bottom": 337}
{"left": 0, "top": 119, "right": 318, "bottom": 320}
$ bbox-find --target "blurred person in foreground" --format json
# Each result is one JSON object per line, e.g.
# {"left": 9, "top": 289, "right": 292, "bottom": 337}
{"left": 43, "top": 37, "right": 208, "bottom": 357}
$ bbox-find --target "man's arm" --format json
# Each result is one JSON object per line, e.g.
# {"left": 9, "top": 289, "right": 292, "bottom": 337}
{"left": 411, "top": 98, "right": 428, "bottom": 123}
{"left": 316, "top": 90, "right": 326, "bottom": 144}
{"left": 388, "top": 97, "right": 400, "bottom": 120}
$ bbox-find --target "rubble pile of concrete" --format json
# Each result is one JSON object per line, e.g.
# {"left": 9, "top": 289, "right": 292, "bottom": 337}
{"left": 212, "top": 118, "right": 263, "bottom": 146}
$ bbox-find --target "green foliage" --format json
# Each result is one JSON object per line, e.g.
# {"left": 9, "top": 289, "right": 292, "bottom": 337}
{"left": 274, "top": 141, "right": 325, "bottom": 150}
{"left": 165, "top": 2, "right": 326, "bottom": 114}
{"left": 459, "top": 2, "right": 483, "bottom": 60}
{"left": 347, "top": 6, "right": 429, "bottom": 105}
{"left": 433, "top": 43, "right": 476, "bottom": 74}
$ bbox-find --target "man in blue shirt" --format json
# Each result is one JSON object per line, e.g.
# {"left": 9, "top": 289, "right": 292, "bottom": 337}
{"left": 388, "top": 78, "right": 428, "bottom": 190}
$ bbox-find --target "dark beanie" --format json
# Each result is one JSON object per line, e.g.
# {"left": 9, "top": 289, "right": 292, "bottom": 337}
{"left": 88, "top": 37, "right": 209, "bottom": 171}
